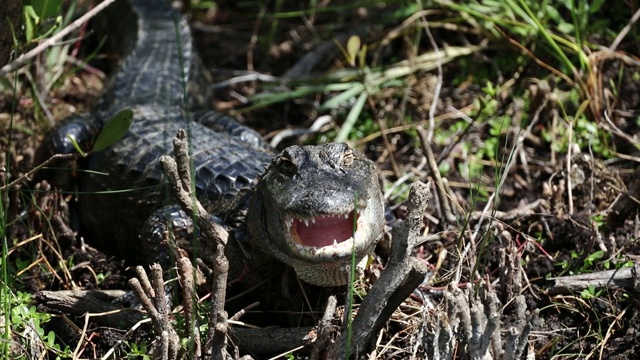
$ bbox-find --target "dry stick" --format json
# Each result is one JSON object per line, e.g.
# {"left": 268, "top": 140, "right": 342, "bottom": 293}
{"left": 0, "top": 0, "right": 118, "bottom": 77}
{"left": 416, "top": 126, "right": 456, "bottom": 223}
{"left": 206, "top": 243, "right": 230, "bottom": 359}
{"left": 135, "top": 266, "right": 155, "bottom": 300}
{"left": 419, "top": 8, "right": 443, "bottom": 144}
{"left": 566, "top": 120, "right": 574, "bottom": 215}
{"left": 159, "top": 130, "right": 229, "bottom": 246}
{"left": 158, "top": 129, "right": 230, "bottom": 358}
{"left": 602, "top": 110, "right": 640, "bottom": 148}
{"left": 609, "top": 6, "right": 640, "bottom": 51}
{"left": 0, "top": 153, "right": 78, "bottom": 191}
{"left": 228, "top": 302, "right": 259, "bottom": 322}
{"left": 330, "top": 181, "right": 431, "bottom": 359}
{"left": 548, "top": 263, "right": 640, "bottom": 295}
{"left": 310, "top": 295, "right": 338, "bottom": 360}
{"left": 177, "top": 256, "right": 201, "bottom": 357}
{"left": 129, "top": 272, "right": 179, "bottom": 359}
{"left": 36, "top": 289, "right": 143, "bottom": 328}
{"left": 150, "top": 264, "right": 168, "bottom": 319}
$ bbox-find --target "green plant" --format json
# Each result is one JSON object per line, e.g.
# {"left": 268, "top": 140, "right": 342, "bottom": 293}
{"left": 5, "top": 291, "right": 72, "bottom": 358}
{"left": 247, "top": 37, "right": 481, "bottom": 142}
{"left": 580, "top": 284, "right": 603, "bottom": 300}
{"left": 582, "top": 251, "right": 604, "bottom": 271}
{"left": 444, "top": 0, "right": 632, "bottom": 128}
{"left": 556, "top": 250, "right": 605, "bottom": 275}
{"left": 126, "top": 341, "right": 151, "bottom": 360}
{"left": 23, "top": 0, "right": 79, "bottom": 93}
{"left": 22, "top": 0, "right": 63, "bottom": 45}
{"left": 603, "top": 254, "right": 634, "bottom": 271}
{"left": 455, "top": 82, "right": 509, "bottom": 183}
{"left": 540, "top": 96, "right": 614, "bottom": 157}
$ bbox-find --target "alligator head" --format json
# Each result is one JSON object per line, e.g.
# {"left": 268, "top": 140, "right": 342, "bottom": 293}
{"left": 247, "top": 143, "right": 385, "bottom": 286}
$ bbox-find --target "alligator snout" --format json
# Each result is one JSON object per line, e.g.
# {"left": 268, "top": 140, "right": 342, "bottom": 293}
{"left": 247, "top": 143, "right": 385, "bottom": 286}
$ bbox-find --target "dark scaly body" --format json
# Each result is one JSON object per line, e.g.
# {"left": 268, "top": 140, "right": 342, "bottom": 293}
{"left": 64, "top": 0, "right": 271, "bottom": 260}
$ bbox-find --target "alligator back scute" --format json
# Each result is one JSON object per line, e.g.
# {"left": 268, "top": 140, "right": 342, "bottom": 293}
{"left": 97, "top": 0, "right": 192, "bottom": 115}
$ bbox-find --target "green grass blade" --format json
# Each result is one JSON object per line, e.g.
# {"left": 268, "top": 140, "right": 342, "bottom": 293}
{"left": 335, "top": 91, "right": 368, "bottom": 143}
{"left": 319, "top": 83, "right": 365, "bottom": 111}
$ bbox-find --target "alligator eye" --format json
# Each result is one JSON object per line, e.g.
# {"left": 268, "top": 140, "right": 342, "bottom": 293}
{"left": 277, "top": 153, "right": 296, "bottom": 176}
{"left": 341, "top": 149, "right": 354, "bottom": 167}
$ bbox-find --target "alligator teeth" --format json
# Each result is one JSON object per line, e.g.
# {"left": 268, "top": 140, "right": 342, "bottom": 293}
{"left": 344, "top": 213, "right": 349, "bottom": 219}
{"left": 333, "top": 239, "right": 338, "bottom": 246}
{"left": 303, "top": 219, "right": 309, "bottom": 226}
{"left": 284, "top": 218, "right": 293, "bottom": 228}
{"left": 295, "top": 243, "right": 305, "bottom": 251}
{"left": 310, "top": 217, "right": 316, "bottom": 224}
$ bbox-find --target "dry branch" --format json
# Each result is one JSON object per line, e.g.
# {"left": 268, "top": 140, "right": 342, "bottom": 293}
{"left": 422, "top": 228, "right": 537, "bottom": 359}
{"left": 159, "top": 129, "right": 231, "bottom": 359}
{"left": 310, "top": 295, "right": 338, "bottom": 360}
{"left": 417, "top": 127, "right": 457, "bottom": 224}
{"left": 129, "top": 265, "right": 180, "bottom": 359}
{"left": 547, "top": 263, "right": 640, "bottom": 295}
{"left": 230, "top": 327, "right": 314, "bottom": 355}
{"left": 329, "top": 180, "right": 431, "bottom": 358}
{"left": 36, "top": 290, "right": 143, "bottom": 328}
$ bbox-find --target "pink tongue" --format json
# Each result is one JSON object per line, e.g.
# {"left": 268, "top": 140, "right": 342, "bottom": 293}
{"left": 292, "top": 212, "right": 356, "bottom": 247}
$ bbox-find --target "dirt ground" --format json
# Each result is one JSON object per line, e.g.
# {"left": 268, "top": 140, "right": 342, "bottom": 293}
{"left": 2, "top": 1, "right": 640, "bottom": 359}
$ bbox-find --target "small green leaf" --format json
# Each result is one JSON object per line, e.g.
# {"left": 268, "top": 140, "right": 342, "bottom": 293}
{"left": 346, "top": 35, "right": 361, "bottom": 67}
{"left": 24, "top": 7, "right": 37, "bottom": 43}
{"left": 358, "top": 44, "right": 368, "bottom": 69}
{"left": 26, "top": 0, "right": 62, "bottom": 20}
{"left": 66, "top": 134, "right": 87, "bottom": 157}
{"left": 92, "top": 109, "right": 133, "bottom": 152}
{"left": 47, "top": 331, "right": 56, "bottom": 345}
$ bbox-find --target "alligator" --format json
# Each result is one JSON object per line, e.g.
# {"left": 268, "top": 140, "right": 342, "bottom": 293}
{"left": 38, "top": 0, "right": 385, "bottom": 286}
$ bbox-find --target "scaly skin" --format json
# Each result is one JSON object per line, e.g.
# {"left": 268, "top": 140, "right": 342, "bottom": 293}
{"left": 40, "top": 0, "right": 384, "bottom": 286}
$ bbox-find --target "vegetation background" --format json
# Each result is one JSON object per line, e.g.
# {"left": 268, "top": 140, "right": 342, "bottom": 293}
{"left": 1, "top": 0, "right": 639, "bottom": 358}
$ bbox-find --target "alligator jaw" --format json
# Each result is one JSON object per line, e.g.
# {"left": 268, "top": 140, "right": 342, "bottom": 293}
{"left": 287, "top": 211, "right": 357, "bottom": 247}
{"left": 284, "top": 208, "right": 370, "bottom": 258}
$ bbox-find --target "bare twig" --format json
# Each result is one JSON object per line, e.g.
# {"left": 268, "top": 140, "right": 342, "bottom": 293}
{"left": 310, "top": 295, "right": 338, "bottom": 360}
{"left": 128, "top": 266, "right": 180, "bottom": 359}
{"left": 0, "top": 0, "right": 118, "bottom": 77}
{"left": 609, "top": 6, "right": 640, "bottom": 51}
{"left": 422, "top": 230, "right": 537, "bottom": 359}
{"left": 0, "top": 153, "right": 78, "bottom": 191}
{"left": 205, "top": 243, "right": 230, "bottom": 359}
{"left": 417, "top": 126, "right": 457, "bottom": 223}
{"left": 548, "top": 263, "right": 640, "bottom": 295}
{"left": 177, "top": 256, "right": 201, "bottom": 357}
{"left": 418, "top": 7, "right": 443, "bottom": 143}
{"left": 330, "top": 181, "right": 431, "bottom": 358}
{"left": 159, "top": 130, "right": 229, "bottom": 246}
{"left": 158, "top": 129, "right": 231, "bottom": 359}
{"left": 35, "top": 290, "right": 143, "bottom": 328}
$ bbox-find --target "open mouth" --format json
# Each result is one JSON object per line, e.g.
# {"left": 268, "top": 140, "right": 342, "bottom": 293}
{"left": 285, "top": 210, "right": 359, "bottom": 248}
